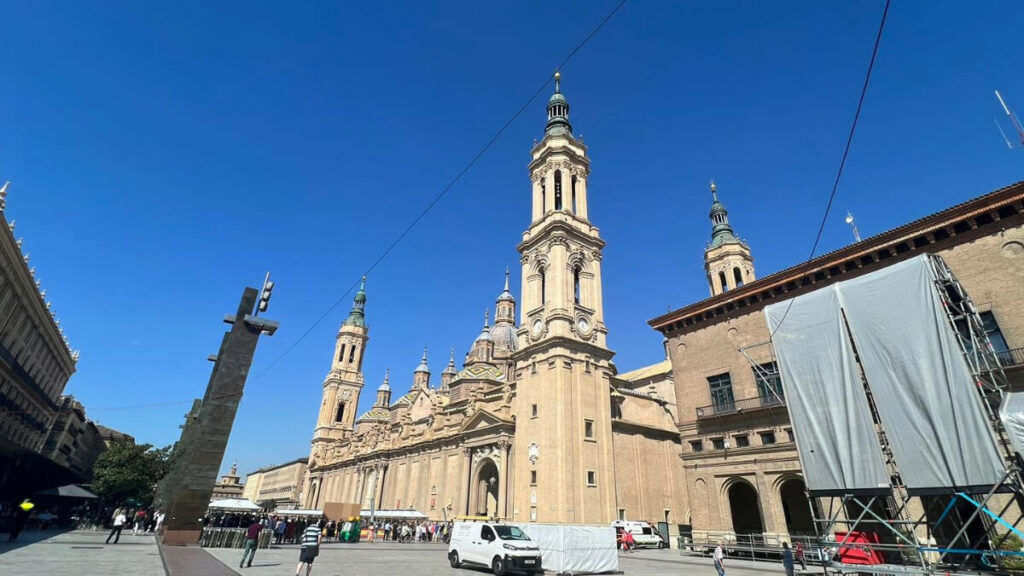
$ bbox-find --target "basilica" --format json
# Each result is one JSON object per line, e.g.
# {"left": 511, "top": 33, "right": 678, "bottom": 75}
{"left": 303, "top": 73, "right": 687, "bottom": 526}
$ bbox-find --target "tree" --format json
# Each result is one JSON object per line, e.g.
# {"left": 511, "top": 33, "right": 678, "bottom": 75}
{"left": 92, "top": 440, "right": 173, "bottom": 506}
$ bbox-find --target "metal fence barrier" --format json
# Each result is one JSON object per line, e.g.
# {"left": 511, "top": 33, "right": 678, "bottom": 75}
{"left": 677, "top": 531, "right": 823, "bottom": 566}
{"left": 200, "top": 527, "right": 273, "bottom": 549}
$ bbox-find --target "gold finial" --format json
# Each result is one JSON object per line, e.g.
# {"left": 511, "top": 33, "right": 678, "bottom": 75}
{"left": 710, "top": 179, "right": 717, "bottom": 193}
{"left": 554, "top": 71, "right": 561, "bottom": 81}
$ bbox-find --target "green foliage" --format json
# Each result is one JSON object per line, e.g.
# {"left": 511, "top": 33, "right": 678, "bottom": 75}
{"left": 996, "top": 532, "right": 1024, "bottom": 572}
{"left": 92, "top": 440, "right": 173, "bottom": 506}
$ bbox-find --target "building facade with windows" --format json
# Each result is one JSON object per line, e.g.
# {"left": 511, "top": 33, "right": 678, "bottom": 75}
{"left": 0, "top": 183, "right": 82, "bottom": 497}
{"left": 243, "top": 457, "right": 308, "bottom": 510}
{"left": 650, "top": 180, "right": 1024, "bottom": 538}
{"left": 304, "top": 74, "right": 687, "bottom": 528}
{"left": 41, "top": 395, "right": 106, "bottom": 479}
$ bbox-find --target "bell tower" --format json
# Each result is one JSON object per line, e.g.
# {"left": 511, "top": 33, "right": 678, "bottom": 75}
{"left": 704, "top": 181, "right": 755, "bottom": 296}
{"left": 313, "top": 277, "right": 368, "bottom": 446}
{"left": 512, "top": 72, "right": 616, "bottom": 524}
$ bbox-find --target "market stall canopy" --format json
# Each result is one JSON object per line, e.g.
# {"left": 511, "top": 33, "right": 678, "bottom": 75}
{"left": 208, "top": 498, "right": 260, "bottom": 511}
{"left": 35, "top": 484, "right": 98, "bottom": 499}
{"left": 274, "top": 509, "right": 324, "bottom": 517}
{"left": 361, "top": 509, "right": 427, "bottom": 519}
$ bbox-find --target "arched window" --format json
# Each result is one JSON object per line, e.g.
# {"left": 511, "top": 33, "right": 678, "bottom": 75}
{"left": 335, "top": 402, "right": 346, "bottom": 423}
{"left": 734, "top": 267, "right": 744, "bottom": 288}
{"left": 338, "top": 344, "right": 346, "bottom": 363}
{"left": 571, "top": 175, "right": 577, "bottom": 214}
{"left": 719, "top": 271, "right": 729, "bottom": 293}
{"left": 573, "top": 266, "right": 581, "bottom": 305}
{"left": 539, "top": 267, "right": 546, "bottom": 305}
{"left": 554, "top": 170, "right": 563, "bottom": 210}
{"left": 349, "top": 345, "right": 356, "bottom": 363}
{"left": 541, "top": 179, "right": 546, "bottom": 212}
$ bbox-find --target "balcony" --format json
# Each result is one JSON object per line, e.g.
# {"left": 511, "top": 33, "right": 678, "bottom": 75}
{"left": 997, "top": 347, "right": 1024, "bottom": 368}
{"left": 696, "top": 394, "right": 785, "bottom": 419}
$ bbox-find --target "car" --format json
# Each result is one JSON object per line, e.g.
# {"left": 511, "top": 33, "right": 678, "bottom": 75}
{"left": 448, "top": 521, "right": 543, "bottom": 575}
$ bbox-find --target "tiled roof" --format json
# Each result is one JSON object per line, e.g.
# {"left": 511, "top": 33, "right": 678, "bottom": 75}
{"left": 617, "top": 359, "right": 672, "bottom": 382}
{"left": 358, "top": 407, "right": 390, "bottom": 421}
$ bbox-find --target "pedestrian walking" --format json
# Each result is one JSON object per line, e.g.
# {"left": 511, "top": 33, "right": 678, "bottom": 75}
{"left": 295, "top": 520, "right": 322, "bottom": 576}
{"left": 782, "top": 542, "right": 795, "bottom": 576}
{"left": 106, "top": 511, "right": 127, "bottom": 544}
{"left": 621, "top": 530, "right": 635, "bottom": 553}
{"left": 794, "top": 541, "right": 806, "bottom": 572}
{"left": 713, "top": 542, "right": 726, "bottom": 576}
{"left": 7, "top": 503, "right": 30, "bottom": 542}
{"left": 275, "top": 518, "right": 287, "bottom": 545}
{"left": 366, "top": 521, "right": 375, "bottom": 543}
{"left": 239, "top": 518, "right": 262, "bottom": 568}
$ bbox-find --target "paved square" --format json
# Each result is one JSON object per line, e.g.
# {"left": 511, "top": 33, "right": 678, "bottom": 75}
{"left": 0, "top": 529, "right": 164, "bottom": 576}
{"left": 0, "top": 531, "right": 789, "bottom": 576}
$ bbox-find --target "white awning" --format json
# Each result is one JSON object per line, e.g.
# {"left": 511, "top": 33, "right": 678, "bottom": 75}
{"left": 361, "top": 509, "right": 427, "bottom": 519}
{"left": 208, "top": 498, "right": 261, "bottom": 511}
{"left": 273, "top": 509, "right": 324, "bottom": 517}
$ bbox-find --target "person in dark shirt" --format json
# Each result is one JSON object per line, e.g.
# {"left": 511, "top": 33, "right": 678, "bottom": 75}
{"left": 240, "top": 519, "right": 262, "bottom": 568}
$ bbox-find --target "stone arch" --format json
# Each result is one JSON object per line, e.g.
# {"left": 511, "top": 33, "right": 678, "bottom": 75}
{"left": 308, "top": 479, "right": 320, "bottom": 509}
{"left": 776, "top": 475, "right": 814, "bottom": 536}
{"left": 723, "top": 477, "right": 764, "bottom": 535}
{"left": 470, "top": 458, "right": 500, "bottom": 517}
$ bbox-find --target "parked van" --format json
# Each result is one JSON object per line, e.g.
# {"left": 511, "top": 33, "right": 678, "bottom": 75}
{"left": 611, "top": 520, "right": 665, "bottom": 549}
{"left": 448, "top": 521, "right": 543, "bottom": 575}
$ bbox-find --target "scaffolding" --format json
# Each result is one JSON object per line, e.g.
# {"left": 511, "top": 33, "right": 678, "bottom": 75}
{"left": 739, "top": 254, "right": 1024, "bottom": 575}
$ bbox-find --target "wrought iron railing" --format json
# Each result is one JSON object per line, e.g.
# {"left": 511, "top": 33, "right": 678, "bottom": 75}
{"left": 997, "top": 347, "right": 1024, "bottom": 368}
{"left": 696, "top": 394, "right": 785, "bottom": 418}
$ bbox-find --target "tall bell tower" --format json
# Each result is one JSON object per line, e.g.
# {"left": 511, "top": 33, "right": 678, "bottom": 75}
{"left": 704, "top": 181, "right": 755, "bottom": 296}
{"left": 313, "top": 277, "right": 368, "bottom": 446}
{"left": 512, "top": 72, "right": 616, "bottom": 524}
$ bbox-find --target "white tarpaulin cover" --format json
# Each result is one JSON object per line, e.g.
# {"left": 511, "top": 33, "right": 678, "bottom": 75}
{"left": 1000, "top": 392, "right": 1024, "bottom": 457}
{"left": 766, "top": 286, "right": 891, "bottom": 495}
{"left": 837, "top": 255, "right": 1005, "bottom": 494}
{"left": 516, "top": 524, "right": 618, "bottom": 574}
{"left": 208, "top": 498, "right": 261, "bottom": 511}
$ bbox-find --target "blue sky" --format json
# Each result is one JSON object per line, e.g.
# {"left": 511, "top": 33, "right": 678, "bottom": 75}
{"left": 1, "top": 1, "right": 1021, "bottom": 480}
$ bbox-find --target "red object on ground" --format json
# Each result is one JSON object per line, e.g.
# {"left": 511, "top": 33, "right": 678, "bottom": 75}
{"left": 834, "top": 531, "right": 885, "bottom": 565}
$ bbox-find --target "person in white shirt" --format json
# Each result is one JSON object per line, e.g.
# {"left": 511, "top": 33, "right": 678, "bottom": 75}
{"left": 106, "top": 512, "right": 127, "bottom": 544}
{"left": 713, "top": 542, "right": 726, "bottom": 575}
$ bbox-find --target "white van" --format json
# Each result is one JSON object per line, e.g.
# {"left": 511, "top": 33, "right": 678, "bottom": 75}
{"left": 448, "top": 521, "right": 543, "bottom": 575}
{"left": 611, "top": 520, "right": 665, "bottom": 549}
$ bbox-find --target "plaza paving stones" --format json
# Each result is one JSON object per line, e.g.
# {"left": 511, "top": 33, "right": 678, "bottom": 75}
{"left": 204, "top": 541, "right": 788, "bottom": 576}
{"left": 0, "top": 529, "right": 165, "bottom": 576}
{"left": 1, "top": 532, "right": 789, "bottom": 575}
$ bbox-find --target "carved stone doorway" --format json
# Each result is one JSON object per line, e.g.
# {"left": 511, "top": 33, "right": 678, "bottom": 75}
{"left": 471, "top": 459, "right": 500, "bottom": 517}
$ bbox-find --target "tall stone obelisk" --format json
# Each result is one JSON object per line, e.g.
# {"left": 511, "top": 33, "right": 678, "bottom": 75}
{"left": 160, "top": 285, "right": 277, "bottom": 545}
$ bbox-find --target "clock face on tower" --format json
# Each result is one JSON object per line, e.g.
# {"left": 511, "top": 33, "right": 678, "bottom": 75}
{"left": 532, "top": 318, "right": 544, "bottom": 337}
{"left": 577, "top": 317, "right": 589, "bottom": 333}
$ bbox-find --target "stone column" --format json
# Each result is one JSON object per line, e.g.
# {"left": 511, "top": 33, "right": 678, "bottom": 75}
{"left": 577, "top": 176, "right": 589, "bottom": 219}
{"left": 498, "top": 441, "right": 511, "bottom": 519}
{"left": 459, "top": 448, "right": 472, "bottom": 516}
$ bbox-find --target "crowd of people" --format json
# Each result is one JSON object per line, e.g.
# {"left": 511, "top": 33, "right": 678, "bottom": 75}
{"left": 359, "top": 519, "right": 453, "bottom": 543}
{"left": 0, "top": 499, "right": 164, "bottom": 542}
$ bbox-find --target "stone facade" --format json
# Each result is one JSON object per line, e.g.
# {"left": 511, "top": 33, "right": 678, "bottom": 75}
{"left": 650, "top": 180, "right": 1024, "bottom": 539}
{"left": 41, "top": 395, "right": 106, "bottom": 479}
{"left": 243, "top": 458, "right": 307, "bottom": 509}
{"left": 211, "top": 462, "right": 244, "bottom": 500}
{"left": 305, "top": 74, "right": 686, "bottom": 528}
{"left": 0, "top": 182, "right": 81, "bottom": 496}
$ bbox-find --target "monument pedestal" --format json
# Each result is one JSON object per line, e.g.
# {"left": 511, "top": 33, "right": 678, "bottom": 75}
{"left": 161, "top": 529, "right": 202, "bottom": 547}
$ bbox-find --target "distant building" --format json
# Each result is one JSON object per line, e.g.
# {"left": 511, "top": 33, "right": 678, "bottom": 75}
{"left": 94, "top": 424, "right": 135, "bottom": 447}
{"left": 210, "top": 461, "right": 244, "bottom": 500}
{"left": 649, "top": 180, "right": 1024, "bottom": 538}
{"left": 243, "top": 458, "right": 308, "bottom": 510}
{"left": 41, "top": 395, "right": 106, "bottom": 479}
{"left": 0, "top": 182, "right": 81, "bottom": 497}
